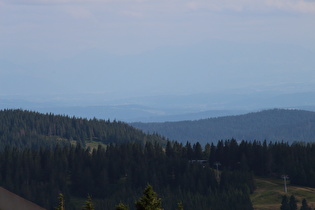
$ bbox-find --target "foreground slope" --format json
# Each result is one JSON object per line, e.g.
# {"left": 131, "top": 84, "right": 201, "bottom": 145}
{"left": 132, "top": 109, "right": 315, "bottom": 144}
{"left": 252, "top": 178, "right": 315, "bottom": 210}
{"left": 0, "top": 187, "right": 46, "bottom": 210}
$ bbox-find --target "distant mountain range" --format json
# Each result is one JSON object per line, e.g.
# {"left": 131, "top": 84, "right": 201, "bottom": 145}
{"left": 131, "top": 109, "right": 315, "bottom": 144}
{"left": 2, "top": 91, "right": 315, "bottom": 122}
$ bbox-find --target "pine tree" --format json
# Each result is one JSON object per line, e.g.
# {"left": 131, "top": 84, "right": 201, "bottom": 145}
{"left": 116, "top": 203, "right": 129, "bottom": 210}
{"left": 289, "top": 195, "right": 297, "bottom": 210}
{"left": 82, "top": 195, "right": 94, "bottom": 210}
{"left": 55, "top": 193, "right": 65, "bottom": 210}
{"left": 300, "top": 198, "right": 311, "bottom": 210}
{"left": 280, "top": 195, "right": 290, "bottom": 210}
{"left": 176, "top": 202, "right": 184, "bottom": 210}
{"left": 135, "top": 185, "right": 163, "bottom": 210}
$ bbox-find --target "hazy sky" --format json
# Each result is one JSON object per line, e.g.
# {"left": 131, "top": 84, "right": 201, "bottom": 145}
{"left": 1, "top": 0, "right": 315, "bottom": 103}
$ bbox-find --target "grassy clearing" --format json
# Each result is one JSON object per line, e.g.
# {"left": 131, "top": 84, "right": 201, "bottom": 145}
{"left": 85, "top": 140, "right": 107, "bottom": 151}
{"left": 251, "top": 177, "right": 315, "bottom": 210}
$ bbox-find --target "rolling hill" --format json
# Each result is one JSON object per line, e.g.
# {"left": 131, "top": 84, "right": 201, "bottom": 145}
{"left": 131, "top": 109, "right": 315, "bottom": 144}
{"left": 0, "top": 109, "right": 166, "bottom": 149}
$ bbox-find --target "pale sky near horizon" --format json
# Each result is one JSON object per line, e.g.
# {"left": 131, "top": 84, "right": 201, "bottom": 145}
{"left": 1, "top": 0, "right": 315, "bottom": 102}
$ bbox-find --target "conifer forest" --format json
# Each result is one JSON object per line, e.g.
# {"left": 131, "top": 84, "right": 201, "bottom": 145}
{"left": 0, "top": 109, "right": 315, "bottom": 209}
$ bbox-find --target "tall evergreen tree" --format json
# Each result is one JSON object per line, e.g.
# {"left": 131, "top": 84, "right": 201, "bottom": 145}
{"left": 55, "top": 193, "right": 65, "bottom": 210}
{"left": 289, "top": 195, "right": 297, "bottom": 210}
{"left": 82, "top": 195, "right": 94, "bottom": 210}
{"left": 115, "top": 203, "right": 129, "bottom": 210}
{"left": 135, "top": 185, "right": 163, "bottom": 210}
{"left": 176, "top": 202, "right": 184, "bottom": 210}
{"left": 280, "top": 195, "right": 290, "bottom": 210}
{"left": 300, "top": 198, "right": 311, "bottom": 210}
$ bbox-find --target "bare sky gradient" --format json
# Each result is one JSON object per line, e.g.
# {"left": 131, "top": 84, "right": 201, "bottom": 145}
{"left": 1, "top": 0, "right": 315, "bottom": 103}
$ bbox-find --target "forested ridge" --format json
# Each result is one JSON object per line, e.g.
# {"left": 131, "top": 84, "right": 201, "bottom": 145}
{"left": 0, "top": 109, "right": 166, "bottom": 148}
{"left": 132, "top": 109, "right": 315, "bottom": 144}
{"left": 1, "top": 109, "right": 315, "bottom": 209}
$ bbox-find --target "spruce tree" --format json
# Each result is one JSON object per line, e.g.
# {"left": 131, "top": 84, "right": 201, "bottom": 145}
{"left": 176, "top": 202, "right": 184, "bottom": 210}
{"left": 116, "top": 203, "right": 129, "bottom": 210}
{"left": 300, "top": 198, "right": 311, "bottom": 210}
{"left": 280, "top": 195, "right": 290, "bottom": 210}
{"left": 289, "top": 195, "right": 297, "bottom": 210}
{"left": 82, "top": 195, "right": 94, "bottom": 210}
{"left": 135, "top": 185, "right": 163, "bottom": 210}
{"left": 55, "top": 193, "right": 65, "bottom": 210}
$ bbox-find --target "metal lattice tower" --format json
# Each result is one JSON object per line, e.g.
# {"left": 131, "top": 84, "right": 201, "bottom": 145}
{"left": 214, "top": 162, "right": 221, "bottom": 180}
{"left": 281, "top": 175, "right": 289, "bottom": 193}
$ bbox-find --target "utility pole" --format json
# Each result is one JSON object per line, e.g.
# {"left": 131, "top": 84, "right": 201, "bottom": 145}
{"left": 281, "top": 175, "right": 289, "bottom": 193}
{"left": 214, "top": 162, "right": 221, "bottom": 180}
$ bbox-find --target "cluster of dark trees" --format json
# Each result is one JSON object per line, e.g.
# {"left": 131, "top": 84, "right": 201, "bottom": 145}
{"left": 56, "top": 185, "right": 180, "bottom": 210}
{"left": 280, "top": 195, "right": 312, "bottom": 210}
{"left": 206, "top": 139, "right": 315, "bottom": 187}
{"left": 1, "top": 109, "right": 315, "bottom": 209}
{"left": 56, "top": 193, "right": 95, "bottom": 210}
{"left": 0, "top": 141, "right": 254, "bottom": 210}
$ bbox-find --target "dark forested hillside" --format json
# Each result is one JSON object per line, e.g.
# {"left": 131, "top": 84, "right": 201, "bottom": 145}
{"left": 1, "top": 138, "right": 315, "bottom": 209}
{"left": 0, "top": 141, "right": 256, "bottom": 210}
{"left": 131, "top": 109, "right": 315, "bottom": 144}
{"left": 0, "top": 109, "right": 166, "bottom": 149}
{"left": 2, "top": 109, "right": 315, "bottom": 210}
{"left": 0, "top": 109, "right": 255, "bottom": 210}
